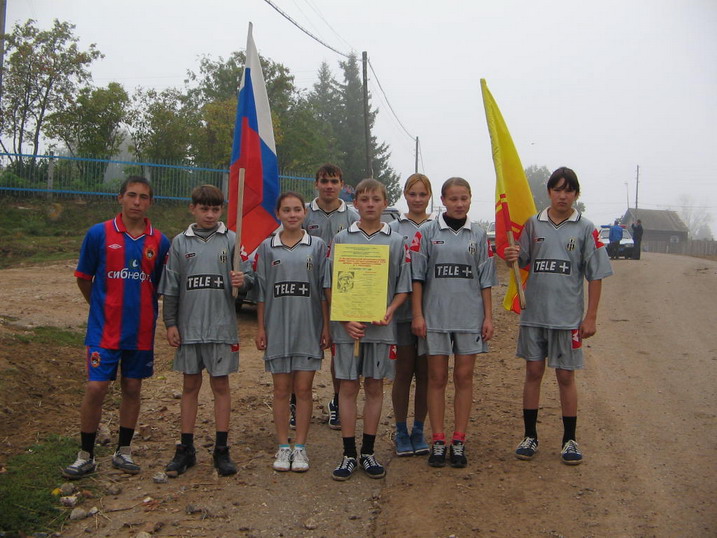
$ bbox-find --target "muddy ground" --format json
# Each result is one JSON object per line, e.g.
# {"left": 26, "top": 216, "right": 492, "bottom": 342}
{"left": 0, "top": 253, "right": 715, "bottom": 537}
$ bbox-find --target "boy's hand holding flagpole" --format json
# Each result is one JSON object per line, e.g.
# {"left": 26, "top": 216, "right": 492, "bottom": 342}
{"left": 480, "top": 79, "right": 536, "bottom": 313}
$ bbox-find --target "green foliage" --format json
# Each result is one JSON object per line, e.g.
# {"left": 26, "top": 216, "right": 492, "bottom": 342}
{"left": 0, "top": 436, "right": 78, "bottom": 534}
{"left": 0, "top": 199, "right": 191, "bottom": 269}
{"left": 45, "top": 82, "right": 129, "bottom": 159}
{"left": 11, "top": 326, "right": 84, "bottom": 346}
{"left": 525, "top": 165, "right": 585, "bottom": 213}
{"left": 0, "top": 19, "right": 102, "bottom": 168}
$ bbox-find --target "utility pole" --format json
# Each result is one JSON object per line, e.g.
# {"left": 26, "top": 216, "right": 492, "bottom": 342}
{"left": 361, "top": 51, "right": 373, "bottom": 179}
{"left": 635, "top": 165, "right": 640, "bottom": 209}
{"left": 414, "top": 136, "right": 419, "bottom": 173}
{"left": 0, "top": 0, "right": 7, "bottom": 104}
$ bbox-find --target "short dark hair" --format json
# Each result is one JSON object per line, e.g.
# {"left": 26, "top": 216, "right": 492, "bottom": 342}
{"left": 355, "top": 178, "right": 387, "bottom": 200}
{"left": 275, "top": 191, "right": 307, "bottom": 212}
{"left": 315, "top": 163, "right": 343, "bottom": 182}
{"left": 547, "top": 167, "right": 580, "bottom": 195}
{"left": 120, "top": 176, "right": 153, "bottom": 198}
{"left": 191, "top": 184, "right": 224, "bottom": 206}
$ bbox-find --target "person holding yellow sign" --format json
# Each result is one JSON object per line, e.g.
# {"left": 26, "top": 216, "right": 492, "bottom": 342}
{"left": 325, "top": 178, "right": 411, "bottom": 481}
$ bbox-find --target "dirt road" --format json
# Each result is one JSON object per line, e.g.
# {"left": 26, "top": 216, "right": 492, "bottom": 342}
{"left": 0, "top": 252, "right": 715, "bottom": 536}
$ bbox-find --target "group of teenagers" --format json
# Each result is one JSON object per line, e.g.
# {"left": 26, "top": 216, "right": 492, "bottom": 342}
{"left": 62, "top": 163, "right": 612, "bottom": 483}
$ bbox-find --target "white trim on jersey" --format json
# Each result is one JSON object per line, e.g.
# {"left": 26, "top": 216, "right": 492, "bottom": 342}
{"left": 271, "top": 229, "right": 311, "bottom": 248}
{"left": 309, "top": 198, "right": 350, "bottom": 214}
{"left": 347, "top": 221, "right": 391, "bottom": 236}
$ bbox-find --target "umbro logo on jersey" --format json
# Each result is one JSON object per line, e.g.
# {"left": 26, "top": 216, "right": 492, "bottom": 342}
{"left": 108, "top": 243, "right": 122, "bottom": 250}
{"left": 435, "top": 263, "right": 473, "bottom": 279}
{"left": 533, "top": 259, "right": 571, "bottom": 274}
{"left": 185, "top": 252, "right": 196, "bottom": 259}
{"left": 186, "top": 274, "right": 225, "bottom": 290}
{"left": 273, "top": 281, "right": 310, "bottom": 298}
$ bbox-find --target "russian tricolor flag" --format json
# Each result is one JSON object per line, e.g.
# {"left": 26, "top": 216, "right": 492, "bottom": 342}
{"left": 228, "top": 23, "right": 280, "bottom": 255}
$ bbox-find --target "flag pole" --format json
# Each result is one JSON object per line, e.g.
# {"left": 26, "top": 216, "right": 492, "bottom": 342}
{"left": 507, "top": 232, "right": 526, "bottom": 309}
{"left": 232, "top": 167, "right": 246, "bottom": 298}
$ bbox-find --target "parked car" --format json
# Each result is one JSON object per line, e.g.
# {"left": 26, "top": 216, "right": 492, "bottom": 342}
{"left": 486, "top": 222, "right": 496, "bottom": 252}
{"left": 599, "top": 225, "right": 635, "bottom": 259}
{"left": 381, "top": 207, "right": 401, "bottom": 223}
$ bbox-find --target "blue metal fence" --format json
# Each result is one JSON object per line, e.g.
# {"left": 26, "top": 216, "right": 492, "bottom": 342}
{"left": 0, "top": 153, "right": 315, "bottom": 202}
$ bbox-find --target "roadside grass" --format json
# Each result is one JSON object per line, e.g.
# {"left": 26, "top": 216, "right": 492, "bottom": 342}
{"left": 10, "top": 326, "right": 85, "bottom": 346}
{"left": 0, "top": 198, "right": 190, "bottom": 269}
{"left": 0, "top": 436, "right": 93, "bottom": 535}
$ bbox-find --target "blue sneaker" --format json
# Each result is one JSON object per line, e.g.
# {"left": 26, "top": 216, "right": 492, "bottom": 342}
{"left": 515, "top": 437, "right": 539, "bottom": 460}
{"left": 327, "top": 398, "right": 341, "bottom": 430}
{"left": 561, "top": 440, "right": 583, "bottom": 465}
{"left": 395, "top": 430, "right": 413, "bottom": 456}
{"left": 332, "top": 456, "right": 357, "bottom": 481}
{"left": 410, "top": 429, "right": 430, "bottom": 456}
{"left": 359, "top": 453, "right": 386, "bottom": 479}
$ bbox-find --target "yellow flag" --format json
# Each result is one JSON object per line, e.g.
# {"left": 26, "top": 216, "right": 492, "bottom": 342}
{"left": 480, "top": 79, "right": 537, "bottom": 313}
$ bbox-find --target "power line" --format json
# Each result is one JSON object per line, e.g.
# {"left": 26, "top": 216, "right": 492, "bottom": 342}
{"left": 367, "top": 58, "right": 415, "bottom": 141}
{"left": 262, "top": 0, "right": 350, "bottom": 58}
{"left": 300, "top": 0, "right": 356, "bottom": 52}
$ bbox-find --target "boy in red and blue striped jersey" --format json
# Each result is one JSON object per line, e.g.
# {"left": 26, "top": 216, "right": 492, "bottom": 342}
{"left": 63, "top": 176, "right": 170, "bottom": 480}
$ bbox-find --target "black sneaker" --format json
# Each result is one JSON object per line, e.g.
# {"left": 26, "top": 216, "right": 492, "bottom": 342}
{"left": 428, "top": 440, "right": 447, "bottom": 468}
{"left": 561, "top": 439, "right": 583, "bottom": 465}
{"left": 359, "top": 453, "right": 386, "bottom": 479}
{"left": 213, "top": 446, "right": 237, "bottom": 476}
{"left": 289, "top": 402, "right": 297, "bottom": 430}
{"left": 62, "top": 450, "right": 97, "bottom": 480}
{"left": 112, "top": 446, "right": 141, "bottom": 474}
{"left": 165, "top": 444, "right": 196, "bottom": 477}
{"left": 331, "top": 455, "right": 357, "bottom": 481}
{"left": 327, "top": 398, "right": 341, "bottom": 430}
{"left": 449, "top": 441, "right": 467, "bottom": 468}
{"left": 515, "top": 436, "right": 539, "bottom": 460}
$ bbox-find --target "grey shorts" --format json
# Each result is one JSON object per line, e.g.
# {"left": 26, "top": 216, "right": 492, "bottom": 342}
{"left": 173, "top": 343, "right": 239, "bottom": 376}
{"left": 419, "top": 331, "right": 487, "bottom": 356}
{"left": 395, "top": 322, "right": 417, "bottom": 346}
{"left": 516, "top": 326, "right": 584, "bottom": 370}
{"left": 333, "top": 342, "right": 396, "bottom": 380}
{"left": 265, "top": 356, "right": 323, "bottom": 374}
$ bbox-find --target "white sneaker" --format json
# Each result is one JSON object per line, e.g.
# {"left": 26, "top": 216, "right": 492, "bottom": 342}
{"left": 291, "top": 446, "right": 309, "bottom": 472}
{"left": 273, "top": 446, "right": 292, "bottom": 472}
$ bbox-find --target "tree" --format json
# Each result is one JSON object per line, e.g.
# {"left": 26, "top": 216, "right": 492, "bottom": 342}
{"left": 45, "top": 82, "right": 129, "bottom": 158}
{"left": 676, "top": 195, "right": 714, "bottom": 240}
{"left": 525, "top": 165, "right": 585, "bottom": 213}
{"left": 184, "top": 52, "right": 298, "bottom": 169}
{"left": 127, "top": 88, "right": 192, "bottom": 163}
{"left": 0, "top": 19, "right": 102, "bottom": 168}
{"left": 335, "top": 54, "right": 400, "bottom": 202}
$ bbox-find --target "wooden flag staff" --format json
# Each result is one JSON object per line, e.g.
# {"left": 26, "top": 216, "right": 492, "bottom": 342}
{"left": 507, "top": 230, "right": 526, "bottom": 309}
{"left": 232, "top": 168, "right": 246, "bottom": 299}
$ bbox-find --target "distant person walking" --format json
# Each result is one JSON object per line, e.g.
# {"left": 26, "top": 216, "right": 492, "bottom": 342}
{"left": 631, "top": 219, "right": 643, "bottom": 260}
{"left": 608, "top": 220, "right": 623, "bottom": 260}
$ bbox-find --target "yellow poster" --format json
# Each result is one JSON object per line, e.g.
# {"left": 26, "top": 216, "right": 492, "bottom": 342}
{"left": 330, "top": 243, "right": 389, "bottom": 322}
